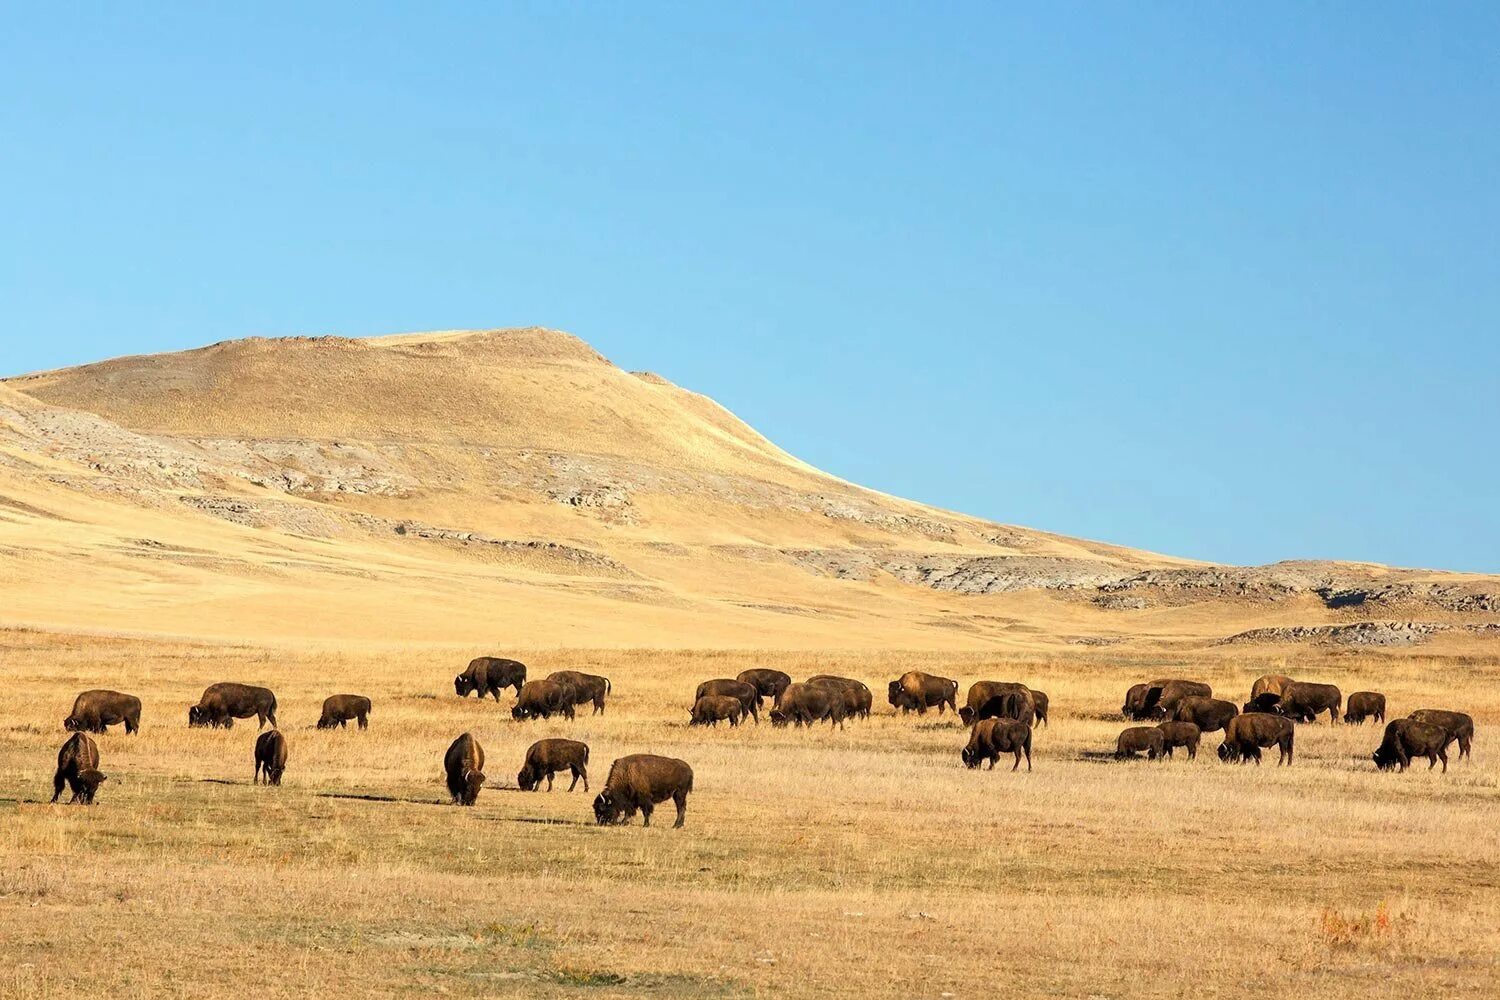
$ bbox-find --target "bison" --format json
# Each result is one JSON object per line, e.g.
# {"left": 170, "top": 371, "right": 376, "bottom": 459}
{"left": 1250, "top": 674, "right": 1294, "bottom": 702}
{"left": 317, "top": 694, "right": 371, "bottom": 730}
{"left": 961, "top": 718, "right": 1032, "bottom": 771}
{"left": 547, "top": 670, "right": 611, "bottom": 715}
{"left": 694, "top": 679, "right": 760, "bottom": 724}
{"left": 517, "top": 738, "right": 589, "bottom": 792}
{"left": 1172, "top": 696, "right": 1238, "bottom": 734}
{"left": 690, "top": 695, "right": 746, "bottom": 727}
{"left": 51, "top": 733, "right": 105, "bottom": 804}
{"left": 455, "top": 656, "right": 527, "bottom": 700}
{"left": 1406, "top": 709, "right": 1474, "bottom": 761}
{"left": 1373, "top": 718, "right": 1451, "bottom": 772}
{"left": 807, "top": 676, "right": 872, "bottom": 719}
{"left": 1344, "top": 691, "right": 1386, "bottom": 726}
{"left": 961, "top": 681, "right": 1034, "bottom": 726}
{"left": 64, "top": 690, "right": 141, "bottom": 734}
{"left": 1030, "top": 690, "right": 1050, "bottom": 727}
{"left": 737, "top": 668, "right": 792, "bottom": 706}
{"left": 768, "top": 683, "right": 847, "bottom": 729}
{"left": 592, "top": 754, "right": 694, "bottom": 828}
{"left": 1242, "top": 693, "right": 1283, "bottom": 714}
{"left": 1123, "top": 679, "right": 1210, "bottom": 720}
{"left": 511, "top": 679, "right": 576, "bottom": 721}
{"left": 887, "top": 671, "right": 959, "bottom": 715}
{"left": 188, "top": 683, "right": 277, "bottom": 730}
{"left": 973, "top": 689, "right": 1037, "bottom": 727}
{"left": 1218, "top": 713, "right": 1294, "bottom": 765}
{"left": 1115, "top": 726, "right": 1166, "bottom": 760}
{"left": 254, "top": 729, "right": 288, "bottom": 785}
{"left": 444, "top": 732, "right": 485, "bottom": 805}
{"left": 1156, "top": 721, "right": 1202, "bottom": 760}
{"left": 1276, "top": 682, "right": 1342, "bottom": 724}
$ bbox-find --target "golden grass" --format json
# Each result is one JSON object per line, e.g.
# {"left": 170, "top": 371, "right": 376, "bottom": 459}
{"left": 3, "top": 630, "right": 1498, "bottom": 998}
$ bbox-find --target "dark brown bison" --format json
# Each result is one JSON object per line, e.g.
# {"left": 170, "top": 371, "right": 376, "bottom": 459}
{"left": 1123, "top": 679, "right": 1210, "bottom": 720}
{"left": 1172, "top": 696, "right": 1238, "bottom": 734}
{"left": 1250, "top": 674, "right": 1294, "bottom": 702}
{"left": 1344, "top": 691, "right": 1386, "bottom": 726}
{"left": 1030, "top": 690, "right": 1049, "bottom": 727}
{"left": 1122, "top": 683, "right": 1153, "bottom": 720}
{"left": 961, "top": 681, "right": 1033, "bottom": 726}
{"left": 737, "top": 668, "right": 792, "bottom": 706}
{"left": 444, "top": 732, "right": 485, "bottom": 805}
{"left": 51, "top": 733, "right": 105, "bottom": 804}
{"left": 254, "top": 730, "right": 288, "bottom": 785}
{"left": 64, "top": 690, "right": 141, "bottom": 734}
{"left": 690, "top": 695, "right": 746, "bottom": 727}
{"left": 1242, "top": 693, "right": 1283, "bottom": 714}
{"left": 547, "top": 670, "right": 611, "bottom": 715}
{"left": 511, "top": 679, "right": 576, "bottom": 721}
{"left": 961, "top": 718, "right": 1032, "bottom": 771}
{"left": 1115, "top": 727, "right": 1166, "bottom": 760}
{"left": 694, "top": 679, "right": 760, "bottom": 723}
{"left": 517, "top": 738, "right": 589, "bottom": 792}
{"left": 188, "top": 683, "right": 277, "bottom": 729}
{"left": 887, "top": 671, "right": 959, "bottom": 715}
{"left": 1276, "top": 682, "right": 1342, "bottom": 724}
{"left": 1407, "top": 709, "right": 1474, "bottom": 761}
{"left": 807, "top": 676, "right": 872, "bottom": 719}
{"left": 1218, "top": 713, "right": 1294, "bottom": 765}
{"left": 769, "top": 683, "right": 847, "bottom": 729}
{"left": 455, "top": 656, "right": 527, "bottom": 700}
{"left": 593, "top": 754, "right": 694, "bottom": 828}
{"left": 1156, "top": 721, "right": 1202, "bottom": 760}
{"left": 1373, "top": 718, "right": 1451, "bottom": 772}
{"left": 317, "top": 694, "right": 371, "bottom": 730}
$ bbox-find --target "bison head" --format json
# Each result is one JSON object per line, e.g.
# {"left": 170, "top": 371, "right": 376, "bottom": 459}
{"left": 768, "top": 709, "right": 790, "bottom": 728}
{"left": 1217, "top": 741, "right": 1240, "bottom": 763}
{"left": 454, "top": 675, "right": 471, "bottom": 697}
{"left": 510, "top": 705, "right": 529, "bottom": 721}
{"left": 63, "top": 715, "right": 84, "bottom": 732}
{"left": 958, "top": 706, "right": 976, "bottom": 726}
{"left": 593, "top": 790, "right": 621, "bottom": 825}
{"left": 1371, "top": 746, "right": 1401, "bottom": 771}
{"left": 462, "top": 769, "right": 485, "bottom": 805}
{"left": 887, "top": 681, "right": 903, "bottom": 707}
{"left": 960, "top": 745, "right": 982, "bottom": 769}
{"left": 516, "top": 765, "right": 538, "bottom": 791}
{"left": 76, "top": 769, "right": 107, "bottom": 803}
{"left": 187, "top": 705, "right": 206, "bottom": 727}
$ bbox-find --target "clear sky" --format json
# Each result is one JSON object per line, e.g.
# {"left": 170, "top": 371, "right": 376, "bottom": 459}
{"left": 3, "top": 4, "right": 1497, "bottom": 571}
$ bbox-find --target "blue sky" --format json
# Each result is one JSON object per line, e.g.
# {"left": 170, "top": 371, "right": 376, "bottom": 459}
{"left": 3, "top": 4, "right": 1497, "bottom": 571}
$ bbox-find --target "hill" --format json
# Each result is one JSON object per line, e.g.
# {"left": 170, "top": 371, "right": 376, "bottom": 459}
{"left": 2, "top": 327, "right": 1496, "bottom": 650}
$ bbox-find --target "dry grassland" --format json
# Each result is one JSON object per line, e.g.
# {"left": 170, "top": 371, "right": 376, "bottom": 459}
{"left": 3, "top": 630, "right": 1498, "bottom": 998}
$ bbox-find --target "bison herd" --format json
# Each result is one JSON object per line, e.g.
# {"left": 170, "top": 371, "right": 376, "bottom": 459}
{"left": 35, "top": 658, "right": 1479, "bottom": 832}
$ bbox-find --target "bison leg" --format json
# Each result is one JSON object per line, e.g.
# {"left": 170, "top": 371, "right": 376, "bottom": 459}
{"left": 568, "top": 768, "right": 584, "bottom": 792}
{"left": 545, "top": 771, "right": 555, "bottom": 792}
{"left": 358, "top": 714, "right": 367, "bottom": 730}
{"left": 672, "top": 792, "right": 688, "bottom": 829}
{"left": 640, "top": 802, "right": 653, "bottom": 827}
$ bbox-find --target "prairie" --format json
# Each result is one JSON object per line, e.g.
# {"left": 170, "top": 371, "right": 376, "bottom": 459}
{"left": 3, "top": 629, "right": 1497, "bottom": 999}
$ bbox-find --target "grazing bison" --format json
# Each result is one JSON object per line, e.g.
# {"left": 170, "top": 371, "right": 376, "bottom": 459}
{"left": 455, "top": 656, "right": 527, "bottom": 700}
{"left": 51, "top": 733, "right": 105, "bottom": 804}
{"left": 807, "top": 676, "right": 872, "bottom": 719}
{"left": 188, "top": 683, "right": 277, "bottom": 730}
{"left": 1218, "top": 713, "right": 1295, "bottom": 765}
{"left": 1156, "top": 721, "right": 1202, "bottom": 760}
{"left": 1250, "top": 674, "right": 1295, "bottom": 702}
{"left": 317, "top": 694, "right": 371, "bottom": 730}
{"left": 1407, "top": 710, "right": 1474, "bottom": 761}
{"left": 769, "top": 683, "right": 848, "bottom": 729}
{"left": 694, "top": 679, "right": 760, "bottom": 724}
{"left": 1344, "top": 691, "right": 1386, "bottom": 726}
{"left": 961, "top": 718, "right": 1033, "bottom": 771}
{"left": 1373, "top": 719, "right": 1451, "bottom": 772}
{"left": 1276, "top": 682, "right": 1342, "bottom": 724}
{"left": 547, "top": 670, "right": 611, "bottom": 715}
{"left": 1242, "top": 693, "right": 1283, "bottom": 714}
{"left": 737, "top": 668, "right": 792, "bottom": 706}
{"left": 1123, "top": 679, "right": 1210, "bottom": 720}
{"left": 1172, "top": 696, "right": 1239, "bottom": 734}
{"left": 593, "top": 754, "right": 694, "bottom": 828}
{"left": 974, "top": 690, "right": 1037, "bottom": 727}
{"left": 961, "top": 681, "right": 1034, "bottom": 726}
{"left": 1122, "top": 683, "right": 1152, "bottom": 720}
{"left": 444, "top": 732, "right": 486, "bottom": 805}
{"left": 254, "top": 730, "right": 288, "bottom": 785}
{"left": 1030, "top": 690, "right": 1050, "bottom": 727}
{"left": 511, "top": 679, "right": 576, "bottom": 721}
{"left": 887, "top": 671, "right": 959, "bottom": 715}
{"left": 690, "top": 695, "right": 746, "bottom": 727}
{"left": 1115, "top": 727, "right": 1166, "bottom": 760}
{"left": 64, "top": 690, "right": 141, "bottom": 734}
{"left": 517, "top": 738, "right": 589, "bottom": 792}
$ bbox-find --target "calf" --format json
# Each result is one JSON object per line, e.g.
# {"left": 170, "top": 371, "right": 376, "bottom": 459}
{"left": 317, "top": 694, "right": 371, "bottom": 730}
{"left": 1115, "top": 727, "right": 1165, "bottom": 760}
{"left": 254, "top": 730, "right": 288, "bottom": 785}
{"left": 1156, "top": 721, "right": 1202, "bottom": 760}
{"left": 517, "top": 738, "right": 589, "bottom": 792}
{"left": 690, "top": 695, "right": 746, "bottom": 727}
{"left": 1030, "top": 690, "right": 1050, "bottom": 727}
{"left": 694, "top": 679, "right": 760, "bottom": 723}
{"left": 593, "top": 754, "right": 694, "bottom": 828}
